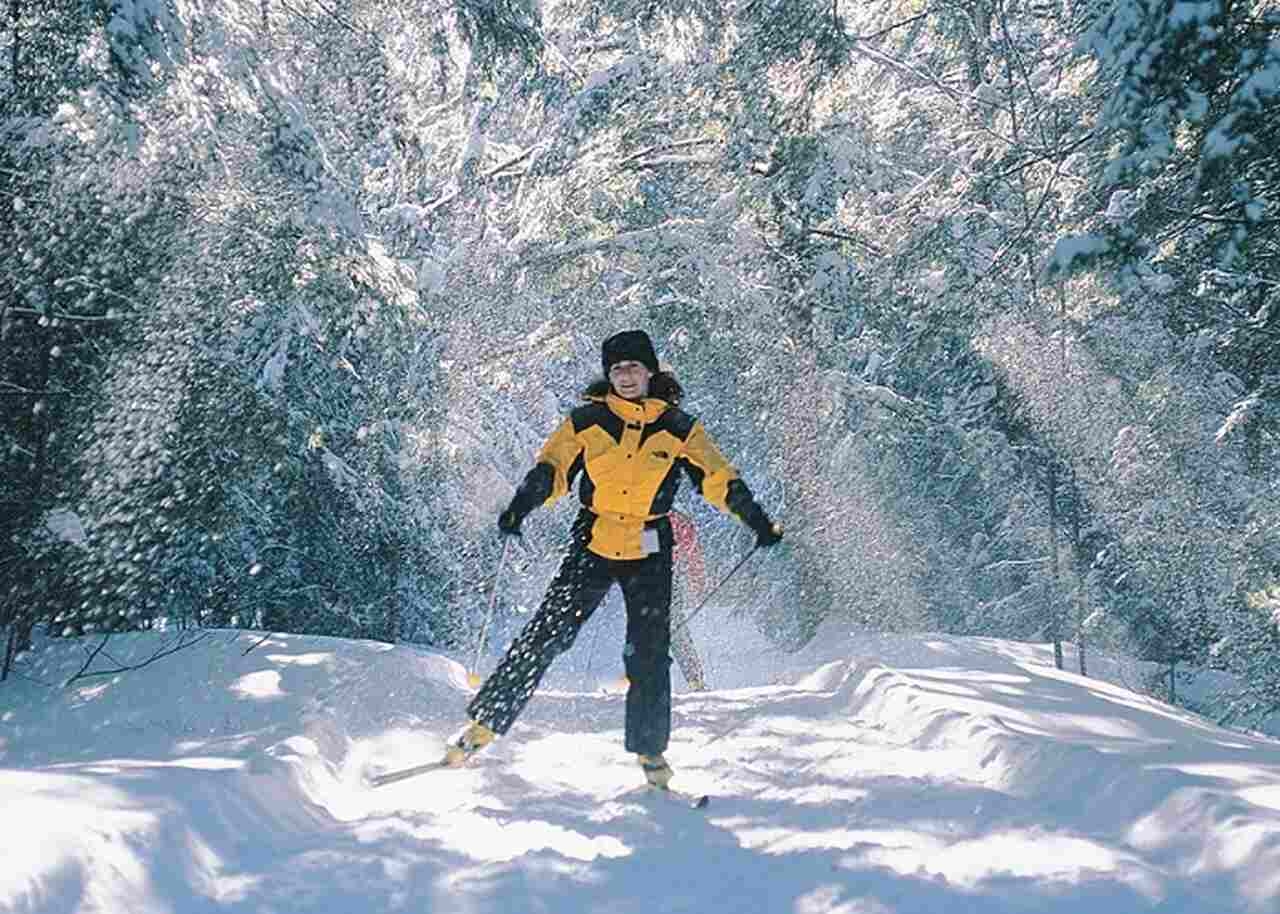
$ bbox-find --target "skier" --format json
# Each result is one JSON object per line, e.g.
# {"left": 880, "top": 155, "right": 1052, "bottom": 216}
{"left": 446, "top": 330, "right": 782, "bottom": 789}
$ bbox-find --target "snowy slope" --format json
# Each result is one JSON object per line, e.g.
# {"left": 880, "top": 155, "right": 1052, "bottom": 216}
{"left": 3, "top": 621, "right": 1280, "bottom": 914}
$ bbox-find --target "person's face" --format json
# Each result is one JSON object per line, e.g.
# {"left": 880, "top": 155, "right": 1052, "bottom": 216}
{"left": 608, "top": 360, "right": 653, "bottom": 400}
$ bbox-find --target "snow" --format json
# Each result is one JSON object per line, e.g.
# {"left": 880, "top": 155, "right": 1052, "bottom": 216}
{"left": 1104, "top": 189, "right": 1140, "bottom": 224}
{"left": 919, "top": 268, "right": 949, "bottom": 294}
{"left": 582, "top": 55, "right": 642, "bottom": 94}
{"left": 41, "top": 509, "right": 87, "bottom": 546}
{"left": 4, "top": 620, "right": 1280, "bottom": 913}
{"left": 257, "top": 332, "right": 289, "bottom": 392}
{"left": 1050, "top": 232, "right": 1111, "bottom": 272}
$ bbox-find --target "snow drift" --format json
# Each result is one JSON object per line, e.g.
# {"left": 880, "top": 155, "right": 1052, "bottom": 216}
{"left": 3, "top": 623, "right": 1280, "bottom": 914}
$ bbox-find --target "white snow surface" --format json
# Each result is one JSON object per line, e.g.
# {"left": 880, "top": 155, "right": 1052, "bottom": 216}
{"left": 4, "top": 619, "right": 1280, "bottom": 914}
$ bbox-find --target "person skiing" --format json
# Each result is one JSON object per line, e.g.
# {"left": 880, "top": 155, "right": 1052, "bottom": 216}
{"left": 445, "top": 330, "right": 782, "bottom": 789}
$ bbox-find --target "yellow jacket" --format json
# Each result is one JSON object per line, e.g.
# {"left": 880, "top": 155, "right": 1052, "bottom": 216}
{"left": 507, "top": 389, "right": 758, "bottom": 560}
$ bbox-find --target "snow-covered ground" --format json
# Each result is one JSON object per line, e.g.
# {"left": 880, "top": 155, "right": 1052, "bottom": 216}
{"left": 4, "top": 614, "right": 1280, "bottom": 914}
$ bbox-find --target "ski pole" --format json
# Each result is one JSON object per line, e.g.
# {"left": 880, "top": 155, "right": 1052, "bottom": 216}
{"left": 468, "top": 537, "right": 512, "bottom": 688}
{"left": 670, "top": 544, "right": 760, "bottom": 638}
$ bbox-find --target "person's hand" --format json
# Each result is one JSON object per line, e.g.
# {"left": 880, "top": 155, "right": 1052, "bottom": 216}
{"left": 756, "top": 521, "right": 783, "bottom": 548}
{"left": 497, "top": 509, "right": 523, "bottom": 537}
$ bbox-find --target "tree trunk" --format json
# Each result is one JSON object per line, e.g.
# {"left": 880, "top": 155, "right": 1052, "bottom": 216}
{"left": 964, "top": 1, "right": 993, "bottom": 89}
{"left": 1070, "top": 466, "right": 1087, "bottom": 677}
{"left": 1047, "top": 458, "right": 1063, "bottom": 670}
{"left": 1076, "top": 601, "right": 1088, "bottom": 676}
{"left": 9, "top": 0, "right": 19, "bottom": 94}
{"left": 1, "top": 623, "right": 15, "bottom": 682}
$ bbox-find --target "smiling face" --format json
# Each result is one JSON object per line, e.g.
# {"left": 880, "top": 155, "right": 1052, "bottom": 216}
{"left": 608, "top": 360, "right": 654, "bottom": 401}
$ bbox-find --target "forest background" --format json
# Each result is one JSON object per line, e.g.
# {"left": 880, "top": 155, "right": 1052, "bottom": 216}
{"left": 2, "top": 0, "right": 1278, "bottom": 727}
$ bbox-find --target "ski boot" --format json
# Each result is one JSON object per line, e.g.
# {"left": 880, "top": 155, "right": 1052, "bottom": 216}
{"left": 443, "top": 720, "right": 496, "bottom": 767}
{"left": 638, "top": 753, "right": 674, "bottom": 789}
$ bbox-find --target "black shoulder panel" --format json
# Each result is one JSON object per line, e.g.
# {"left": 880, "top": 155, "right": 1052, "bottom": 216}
{"left": 664, "top": 407, "right": 697, "bottom": 439}
{"left": 640, "top": 407, "right": 695, "bottom": 446}
{"left": 570, "top": 402, "right": 623, "bottom": 443}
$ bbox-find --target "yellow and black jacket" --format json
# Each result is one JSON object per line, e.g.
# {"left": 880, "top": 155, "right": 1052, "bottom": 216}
{"left": 506, "top": 380, "right": 771, "bottom": 560}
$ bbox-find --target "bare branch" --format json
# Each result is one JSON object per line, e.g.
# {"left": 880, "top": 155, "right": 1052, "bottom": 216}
{"left": 625, "top": 155, "right": 719, "bottom": 170}
{"left": 5, "top": 307, "right": 125, "bottom": 323}
{"left": 850, "top": 382, "right": 928, "bottom": 423}
{"left": 423, "top": 145, "right": 544, "bottom": 212}
{"left": 518, "top": 221, "right": 704, "bottom": 268}
{"left": 806, "top": 226, "right": 886, "bottom": 256}
{"left": 309, "top": 0, "right": 369, "bottom": 37}
{"left": 486, "top": 146, "right": 541, "bottom": 177}
{"left": 243, "top": 632, "right": 275, "bottom": 655}
{"left": 984, "top": 557, "right": 1052, "bottom": 570}
{"left": 65, "top": 631, "right": 213, "bottom": 684}
{"left": 987, "top": 130, "right": 1097, "bottom": 182}
{"left": 769, "top": 191, "right": 887, "bottom": 255}
{"left": 620, "top": 138, "right": 716, "bottom": 165}
{"left": 851, "top": 10, "right": 932, "bottom": 43}
{"left": 847, "top": 38, "right": 1076, "bottom": 161}
{"left": 69, "top": 635, "right": 112, "bottom": 683}
{"left": 277, "top": 0, "right": 373, "bottom": 38}
{"left": 1164, "top": 207, "right": 1280, "bottom": 227}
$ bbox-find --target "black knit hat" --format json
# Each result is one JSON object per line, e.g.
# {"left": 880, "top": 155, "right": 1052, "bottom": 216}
{"left": 601, "top": 330, "right": 659, "bottom": 375}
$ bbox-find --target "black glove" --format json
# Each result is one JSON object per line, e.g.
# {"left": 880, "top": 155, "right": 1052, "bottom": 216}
{"left": 499, "top": 463, "right": 551, "bottom": 537}
{"left": 755, "top": 520, "right": 784, "bottom": 549}
{"left": 497, "top": 509, "right": 524, "bottom": 537}
{"left": 725, "top": 479, "right": 782, "bottom": 549}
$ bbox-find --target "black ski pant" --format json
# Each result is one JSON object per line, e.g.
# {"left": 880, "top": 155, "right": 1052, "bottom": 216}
{"left": 468, "top": 512, "right": 673, "bottom": 755}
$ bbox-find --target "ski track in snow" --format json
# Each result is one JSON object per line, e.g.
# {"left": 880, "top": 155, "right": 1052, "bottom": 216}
{"left": 3, "top": 625, "right": 1280, "bottom": 914}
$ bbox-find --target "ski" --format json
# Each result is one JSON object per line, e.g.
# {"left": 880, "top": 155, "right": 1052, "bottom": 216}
{"left": 669, "top": 788, "right": 711, "bottom": 810}
{"left": 618, "top": 784, "right": 710, "bottom": 809}
{"left": 366, "top": 761, "right": 708, "bottom": 809}
{"left": 365, "top": 758, "right": 452, "bottom": 788}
